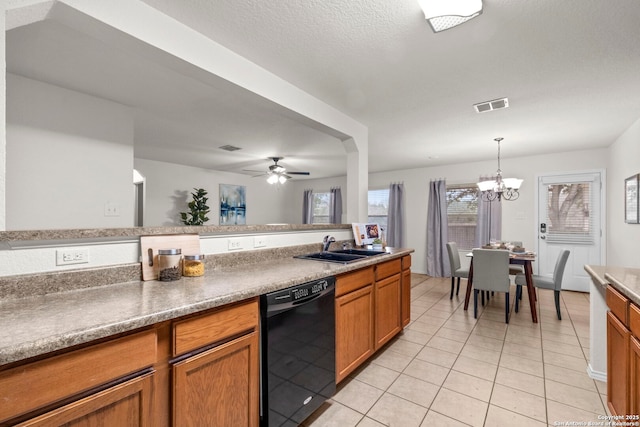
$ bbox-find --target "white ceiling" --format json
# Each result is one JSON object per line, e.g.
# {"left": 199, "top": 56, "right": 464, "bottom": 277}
{"left": 8, "top": 0, "right": 640, "bottom": 179}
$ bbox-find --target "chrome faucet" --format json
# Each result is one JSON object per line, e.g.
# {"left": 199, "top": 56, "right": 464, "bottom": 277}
{"left": 322, "top": 235, "right": 335, "bottom": 252}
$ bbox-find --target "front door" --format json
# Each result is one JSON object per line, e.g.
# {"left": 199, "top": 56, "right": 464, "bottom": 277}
{"left": 536, "top": 171, "right": 604, "bottom": 292}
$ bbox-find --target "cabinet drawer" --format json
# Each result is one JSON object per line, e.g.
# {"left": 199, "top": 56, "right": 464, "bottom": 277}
{"left": 630, "top": 303, "right": 640, "bottom": 338}
{"left": 607, "top": 285, "right": 629, "bottom": 326}
{"left": 376, "top": 259, "right": 402, "bottom": 281}
{"left": 173, "top": 297, "right": 258, "bottom": 356}
{"left": 401, "top": 255, "right": 411, "bottom": 270}
{"left": 336, "top": 267, "right": 374, "bottom": 297}
{"left": 0, "top": 330, "right": 157, "bottom": 423}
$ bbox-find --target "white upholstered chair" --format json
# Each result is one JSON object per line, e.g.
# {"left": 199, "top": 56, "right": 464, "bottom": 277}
{"left": 472, "top": 249, "right": 511, "bottom": 323}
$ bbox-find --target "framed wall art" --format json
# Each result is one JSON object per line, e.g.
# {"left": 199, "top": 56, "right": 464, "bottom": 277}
{"left": 219, "top": 184, "right": 246, "bottom": 225}
{"left": 625, "top": 174, "right": 639, "bottom": 224}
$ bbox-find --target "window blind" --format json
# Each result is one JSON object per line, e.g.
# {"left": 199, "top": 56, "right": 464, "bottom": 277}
{"left": 545, "top": 182, "right": 593, "bottom": 244}
{"left": 446, "top": 185, "right": 478, "bottom": 250}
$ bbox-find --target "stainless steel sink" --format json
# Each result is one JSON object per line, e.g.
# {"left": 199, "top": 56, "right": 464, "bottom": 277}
{"left": 294, "top": 249, "right": 387, "bottom": 264}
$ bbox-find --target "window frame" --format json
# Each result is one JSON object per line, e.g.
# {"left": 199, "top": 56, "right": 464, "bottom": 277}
{"left": 446, "top": 183, "right": 479, "bottom": 251}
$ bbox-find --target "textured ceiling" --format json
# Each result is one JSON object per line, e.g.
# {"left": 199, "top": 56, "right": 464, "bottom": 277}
{"left": 8, "top": 0, "right": 640, "bottom": 179}
{"left": 139, "top": 0, "right": 640, "bottom": 171}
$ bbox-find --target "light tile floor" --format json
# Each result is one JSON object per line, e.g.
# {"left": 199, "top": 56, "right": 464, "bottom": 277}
{"left": 305, "top": 274, "right": 609, "bottom": 427}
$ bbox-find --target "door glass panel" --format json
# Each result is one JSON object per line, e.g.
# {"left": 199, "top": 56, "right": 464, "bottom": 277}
{"left": 544, "top": 182, "right": 593, "bottom": 244}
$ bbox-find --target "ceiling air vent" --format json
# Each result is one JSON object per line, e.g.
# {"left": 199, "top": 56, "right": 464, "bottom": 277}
{"left": 219, "top": 145, "right": 242, "bottom": 151}
{"left": 473, "top": 97, "right": 509, "bottom": 113}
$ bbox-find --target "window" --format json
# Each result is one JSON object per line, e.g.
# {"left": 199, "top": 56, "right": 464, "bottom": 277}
{"left": 446, "top": 185, "right": 478, "bottom": 250}
{"left": 368, "top": 189, "right": 389, "bottom": 231}
{"left": 545, "top": 182, "right": 593, "bottom": 243}
{"left": 312, "top": 192, "right": 330, "bottom": 224}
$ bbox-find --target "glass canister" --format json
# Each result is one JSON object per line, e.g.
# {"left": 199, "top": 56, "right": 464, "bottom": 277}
{"left": 183, "top": 254, "right": 205, "bottom": 277}
{"left": 157, "top": 248, "right": 182, "bottom": 281}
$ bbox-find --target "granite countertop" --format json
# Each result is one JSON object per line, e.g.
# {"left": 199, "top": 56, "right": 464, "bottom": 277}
{"left": 0, "top": 248, "right": 413, "bottom": 366}
{"left": 585, "top": 264, "right": 640, "bottom": 306}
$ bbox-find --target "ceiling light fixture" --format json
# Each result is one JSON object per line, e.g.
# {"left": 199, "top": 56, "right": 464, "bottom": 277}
{"left": 267, "top": 172, "right": 290, "bottom": 185}
{"left": 417, "top": 0, "right": 483, "bottom": 33}
{"left": 477, "top": 138, "right": 523, "bottom": 201}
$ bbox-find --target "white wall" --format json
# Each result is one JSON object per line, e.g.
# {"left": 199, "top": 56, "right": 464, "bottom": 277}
{"left": 0, "top": 7, "right": 5, "bottom": 230}
{"left": 6, "top": 74, "right": 135, "bottom": 230}
{"left": 303, "top": 148, "right": 608, "bottom": 274}
{"left": 135, "top": 158, "right": 295, "bottom": 226}
{"left": 607, "top": 117, "right": 640, "bottom": 267}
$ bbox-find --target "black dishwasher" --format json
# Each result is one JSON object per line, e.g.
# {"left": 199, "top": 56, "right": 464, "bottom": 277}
{"left": 260, "top": 277, "right": 336, "bottom": 427}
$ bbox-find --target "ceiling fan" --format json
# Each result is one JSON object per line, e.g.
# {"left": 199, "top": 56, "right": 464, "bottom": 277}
{"left": 244, "top": 157, "right": 310, "bottom": 184}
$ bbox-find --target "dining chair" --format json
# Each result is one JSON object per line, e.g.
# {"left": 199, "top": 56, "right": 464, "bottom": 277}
{"left": 506, "top": 240, "right": 524, "bottom": 276}
{"left": 515, "top": 249, "right": 570, "bottom": 320}
{"left": 471, "top": 249, "right": 511, "bottom": 323}
{"left": 446, "top": 242, "right": 469, "bottom": 299}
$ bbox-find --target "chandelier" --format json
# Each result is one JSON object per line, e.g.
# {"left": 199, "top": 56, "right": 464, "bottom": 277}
{"left": 477, "top": 138, "right": 523, "bottom": 201}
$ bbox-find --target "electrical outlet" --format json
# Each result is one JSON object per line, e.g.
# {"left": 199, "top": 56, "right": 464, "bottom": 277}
{"left": 56, "top": 248, "right": 89, "bottom": 266}
{"left": 228, "top": 238, "right": 243, "bottom": 251}
{"left": 254, "top": 237, "right": 267, "bottom": 248}
{"left": 104, "top": 202, "right": 120, "bottom": 217}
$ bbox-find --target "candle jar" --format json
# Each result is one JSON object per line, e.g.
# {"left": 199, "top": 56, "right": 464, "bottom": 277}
{"left": 183, "top": 254, "right": 205, "bottom": 277}
{"left": 158, "top": 248, "right": 182, "bottom": 281}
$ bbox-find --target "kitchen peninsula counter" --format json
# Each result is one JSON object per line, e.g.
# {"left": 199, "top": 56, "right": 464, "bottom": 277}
{"left": 0, "top": 248, "right": 413, "bottom": 366}
{"left": 585, "top": 264, "right": 640, "bottom": 305}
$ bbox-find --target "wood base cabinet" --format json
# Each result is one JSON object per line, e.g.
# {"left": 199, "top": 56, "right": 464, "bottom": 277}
{"left": 335, "top": 256, "right": 411, "bottom": 384}
{"left": 374, "top": 259, "right": 402, "bottom": 350}
{"left": 172, "top": 298, "right": 260, "bottom": 427}
{"left": 401, "top": 255, "right": 412, "bottom": 327}
{"left": 173, "top": 331, "right": 259, "bottom": 427}
{"left": 0, "top": 330, "right": 157, "bottom": 426}
{"left": 335, "top": 268, "right": 375, "bottom": 383}
{"left": 15, "top": 373, "right": 154, "bottom": 427}
{"left": 607, "top": 311, "right": 630, "bottom": 416}
{"left": 630, "top": 303, "right": 640, "bottom": 415}
{"left": 375, "top": 273, "right": 401, "bottom": 350}
{"left": 1, "top": 298, "right": 260, "bottom": 427}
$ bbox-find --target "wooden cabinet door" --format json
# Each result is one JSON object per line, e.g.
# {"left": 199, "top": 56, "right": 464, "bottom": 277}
{"left": 17, "top": 373, "right": 154, "bottom": 427}
{"left": 375, "top": 273, "right": 402, "bottom": 350}
{"left": 173, "top": 331, "right": 259, "bottom": 427}
{"left": 335, "top": 284, "right": 375, "bottom": 383}
{"left": 401, "top": 268, "right": 411, "bottom": 327}
{"left": 607, "top": 311, "right": 630, "bottom": 416}
{"left": 631, "top": 336, "right": 640, "bottom": 415}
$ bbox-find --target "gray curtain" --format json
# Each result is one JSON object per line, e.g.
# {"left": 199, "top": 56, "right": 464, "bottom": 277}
{"left": 426, "top": 179, "right": 450, "bottom": 277}
{"left": 302, "top": 189, "right": 313, "bottom": 224}
{"left": 329, "top": 187, "right": 342, "bottom": 224}
{"left": 475, "top": 183, "right": 502, "bottom": 247}
{"left": 387, "top": 183, "right": 405, "bottom": 247}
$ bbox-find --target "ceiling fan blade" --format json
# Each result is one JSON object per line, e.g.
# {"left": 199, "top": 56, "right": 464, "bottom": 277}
{"left": 287, "top": 171, "right": 310, "bottom": 175}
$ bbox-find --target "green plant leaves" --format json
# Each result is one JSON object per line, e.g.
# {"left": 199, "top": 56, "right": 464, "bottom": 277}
{"left": 180, "top": 188, "right": 210, "bottom": 225}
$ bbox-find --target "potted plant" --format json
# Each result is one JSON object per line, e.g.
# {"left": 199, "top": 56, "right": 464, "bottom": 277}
{"left": 180, "top": 188, "right": 210, "bottom": 225}
{"left": 372, "top": 238, "right": 383, "bottom": 250}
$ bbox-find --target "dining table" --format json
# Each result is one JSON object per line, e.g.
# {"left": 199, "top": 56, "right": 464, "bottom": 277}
{"left": 463, "top": 250, "right": 538, "bottom": 323}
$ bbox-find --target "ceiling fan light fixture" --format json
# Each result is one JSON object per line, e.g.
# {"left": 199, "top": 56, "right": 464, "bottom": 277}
{"left": 267, "top": 174, "right": 279, "bottom": 184}
{"left": 418, "top": 0, "right": 482, "bottom": 32}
